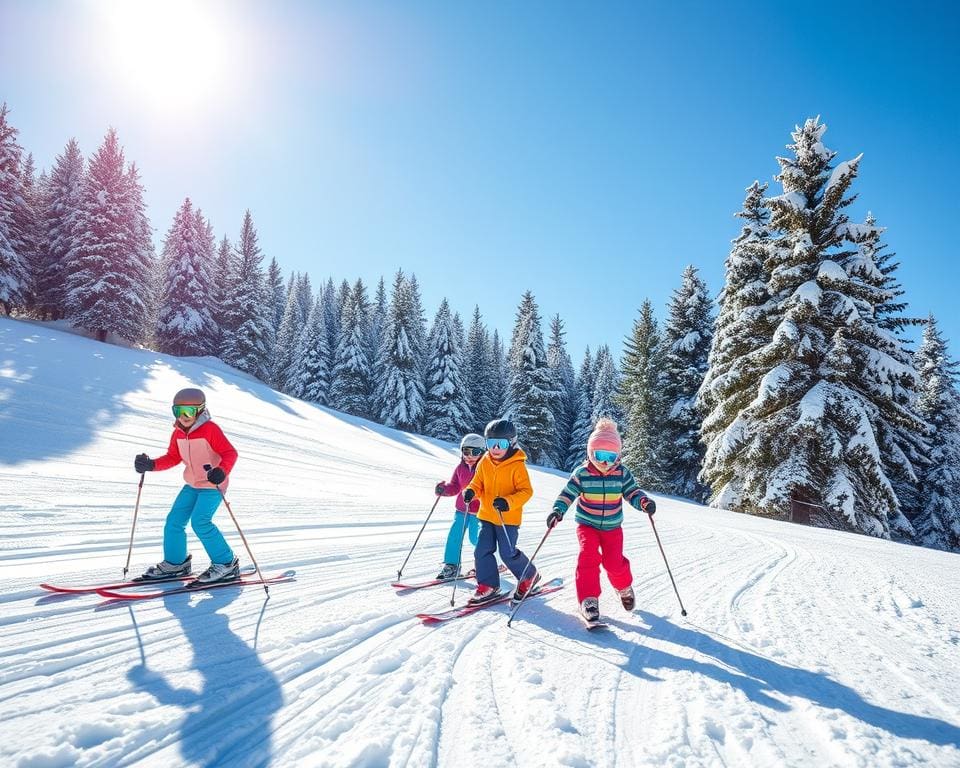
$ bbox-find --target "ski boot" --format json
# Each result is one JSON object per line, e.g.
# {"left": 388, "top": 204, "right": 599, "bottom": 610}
{"left": 580, "top": 597, "right": 600, "bottom": 623}
{"left": 436, "top": 563, "right": 460, "bottom": 580}
{"left": 618, "top": 585, "right": 635, "bottom": 611}
{"left": 136, "top": 553, "right": 192, "bottom": 581}
{"left": 513, "top": 568, "right": 541, "bottom": 602}
{"left": 194, "top": 556, "right": 240, "bottom": 584}
{"left": 467, "top": 584, "right": 501, "bottom": 605}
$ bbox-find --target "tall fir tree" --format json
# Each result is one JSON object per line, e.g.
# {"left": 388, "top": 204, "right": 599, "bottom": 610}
{"left": 66, "top": 130, "right": 154, "bottom": 342}
{"left": 210, "top": 236, "right": 234, "bottom": 346}
{"left": 489, "top": 330, "right": 508, "bottom": 421}
{"left": 0, "top": 103, "right": 28, "bottom": 315}
{"left": 618, "top": 301, "right": 668, "bottom": 489}
{"left": 660, "top": 266, "right": 713, "bottom": 500}
{"left": 504, "top": 291, "right": 557, "bottom": 466}
{"left": 913, "top": 316, "right": 960, "bottom": 551}
{"left": 266, "top": 257, "right": 285, "bottom": 337}
{"left": 330, "top": 278, "right": 373, "bottom": 417}
{"left": 463, "top": 306, "right": 496, "bottom": 431}
{"left": 13, "top": 153, "right": 42, "bottom": 311}
{"left": 220, "top": 210, "right": 273, "bottom": 380}
{"left": 566, "top": 347, "right": 595, "bottom": 469}
{"left": 546, "top": 314, "right": 579, "bottom": 471}
{"left": 367, "top": 276, "right": 388, "bottom": 388}
{"left": 424, "top": 299, "right": 473, "bottom": 440}
{"left": 591, "top": 345, "right": 624, "bottom": 425}
{"left": 272, "top": 282, "right": 304, "bottom": 392}
{"left": 296, "top": 295, "right": 331, "bottom": 406}
{"left": 37, "top": 139, "right": 84, "bottom": 320}
{"left": 699, "top": 181, "right": 777, "bottom": 508}
{"left": 155, "top": 199, "right": 218, "bottom": 356}
{"left": 378, "top": 271, "right": 426, "bottom": 431}
{"left": 710, "top": 117, "right": 918, "bottom": 538}
{"left": 322, "top": 277, "right": 341, "bottom": 363}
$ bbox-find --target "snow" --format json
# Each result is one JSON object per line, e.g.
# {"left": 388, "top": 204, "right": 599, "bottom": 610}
{"left": 2, "top": 317, "right": 960, "bottom": 767}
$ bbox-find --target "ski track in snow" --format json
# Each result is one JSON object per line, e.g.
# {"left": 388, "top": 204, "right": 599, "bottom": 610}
{"left": 1, "top": 318, "right": 960, "bottom": 767}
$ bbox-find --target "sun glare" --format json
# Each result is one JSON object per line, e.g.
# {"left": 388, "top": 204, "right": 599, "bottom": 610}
{"left": 100, "top": 0, "right": 228, "bottom": 113}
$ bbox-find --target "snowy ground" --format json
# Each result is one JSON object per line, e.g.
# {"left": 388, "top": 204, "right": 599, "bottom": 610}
{"left": 1, "top": 317, "right": 959, "bottom": 768}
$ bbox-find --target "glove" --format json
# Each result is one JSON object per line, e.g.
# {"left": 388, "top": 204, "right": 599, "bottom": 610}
{"left": 546, "top": 509, "right": 564, "bottom": 529}
{"left": 639, "top": 496, "right": 656, "bottom": 515}
{"left": 463, "top": 488, "right": 476, "bottom": 504}
{"left": 134, "top": 453, "right": 155, "bottom": 473}
{"left": 435, "top": 482, "right": 446, "bottom": 496}
{"left": 492, "top": 497, "right": 509, "bottom": 513}
{"left": 206, "top": 466, "right": 227, "bottom": 485}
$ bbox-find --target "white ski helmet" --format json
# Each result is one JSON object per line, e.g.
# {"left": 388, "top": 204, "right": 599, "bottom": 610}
{"left": 460, "top": 433, "right": 485, "bottom": 452}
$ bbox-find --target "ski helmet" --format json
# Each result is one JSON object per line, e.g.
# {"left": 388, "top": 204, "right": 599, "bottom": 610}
{"left": 460, "top": 433, "right": 485, "bottom": 451}
{"left": 484, "top": 418, "right": 517, "bottom": 446}
{"left": 173, "top": 387, "right": 206, "bottom": 406}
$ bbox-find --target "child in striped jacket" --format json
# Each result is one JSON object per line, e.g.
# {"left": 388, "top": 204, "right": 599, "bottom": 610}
{"left": 546, "top": 418, "right": 656, "bottom": 623}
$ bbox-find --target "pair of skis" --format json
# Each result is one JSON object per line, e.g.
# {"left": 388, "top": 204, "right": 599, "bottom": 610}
{"left": 39, "top": 570, "right": 295, "bottom": 600}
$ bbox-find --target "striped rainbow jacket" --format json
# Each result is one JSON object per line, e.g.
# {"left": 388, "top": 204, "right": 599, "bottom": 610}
{"left": 552, "top": 461, "right": 648, "bottom": 530}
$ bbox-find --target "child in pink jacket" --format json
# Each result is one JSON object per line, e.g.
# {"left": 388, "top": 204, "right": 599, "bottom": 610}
{"left": 433, "top": 433, "right": 485, "bottom": 579}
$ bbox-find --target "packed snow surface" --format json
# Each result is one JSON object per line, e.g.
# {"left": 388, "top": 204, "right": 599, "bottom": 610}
{"left": 1, "top": 318, "right": 959, "bottom": 767}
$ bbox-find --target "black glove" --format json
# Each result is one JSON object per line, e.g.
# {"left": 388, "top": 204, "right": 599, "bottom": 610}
{"left": 463, "top": 488, "right": 476, "bottom": 504}
{"left": 492, "top": 497, "right": 509, "bottom": 512}
{"left": 206, "top": 466, "right": 227, "bottom": 485}
{"left": 546, "top": 509, "right": 564, "bottom": 529}
{"left": 435, "top": 482, "right": 446, "bottom": 496}
{"left": 639, "top": 496, "right": 656, "bottom": 515}
{"left": 134, "top": 453, "right": 155, "bottom": 473}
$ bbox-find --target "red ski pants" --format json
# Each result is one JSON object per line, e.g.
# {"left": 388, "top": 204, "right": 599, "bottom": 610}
{"left": 575, "top": 523, "right": 633, "bottom": 603}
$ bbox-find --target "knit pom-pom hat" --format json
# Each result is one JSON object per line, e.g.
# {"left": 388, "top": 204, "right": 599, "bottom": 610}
{"left": 587, "top": 417, "right": 622, "bottom": 456}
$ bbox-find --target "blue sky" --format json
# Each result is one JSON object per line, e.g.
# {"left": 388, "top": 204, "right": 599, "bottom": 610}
{"left": 1, "top": 0, "right": 958, "bottom": 362}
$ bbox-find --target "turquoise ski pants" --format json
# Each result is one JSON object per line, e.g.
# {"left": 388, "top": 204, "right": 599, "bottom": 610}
{"left": 163, "top": 485, "right": 235, "bottom": 565}
{"left": 443, "top": 511, "right": 480, "bottom": 566}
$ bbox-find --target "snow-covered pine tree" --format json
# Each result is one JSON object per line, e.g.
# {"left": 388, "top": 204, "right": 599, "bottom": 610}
{"left": 66, "top": 130, "right": 154, "bottom": 342}
{"left": 463, "top": 306, "right": 496, "bottom": 431}
{"left": 13, "top": 153, "right": 42, "bottom": 312}
{"left": 0, "top": 103, "right": 29, "bottom": 315}
{"left": 378, "top": 271, "right": 426, "bottom": 431}
{"left": 719, "top": 117, "right": 917, "bottom": 538}
{"left": 155, "top": 199, "right": 218, "bottom": 356}
{"left": 566, "top": 347, "right": 595, "bottom": 469}
{"left": 659, "top": 266, "right": 713, "bottom": 500}
{"left": 210, "top": 236, "right": 234, "bottom": 346}
{"left": 296, "top": 295, "right": 331, "bottom": 405}
{"left": 914, "top": 316, "right": 960, "bottom": 551}
{"left": 591, "top": 345, "right": 623, "bottom": 425}
{"left": 423, "top": 298, "right": 473, "bottom": 440}
{"left": 488, "top": 330, "right": 508, "bottom": 423}
{"left": 846, "top": 213, "right": 929, "bottom": 522}
{"left": 37, "top": 139, "right": 84, "bottom": 320}
{"left": 618, "top": 301, "right": 667, "bottom": 489}
{"left": 271, "top": 281, "right": 303, "bottom": 392}
{"left": 547, "top": 314, "right": 579, "bottom": 471}
{"left": 266, "top": 257, "right": 285, "bottom": 336}
{"left": 220, "top": 210, "right": 273, "bottom": 380}
{"left": 699, "top": 181, "right": 777, "bottom": 508}
{"left": 322, "top": 278, "right": 340, "bottom": 362}
{"left": 366, "top": 276, "right": 388, "bottom": 386}
{"left": 504, "top": 291, "right": 557, "bottom": 466}
{"left": 407, "top": 274, "right": 429, "bottom": 380}
{"left": 330, "top": 278, "right": 373, "bottom": 417}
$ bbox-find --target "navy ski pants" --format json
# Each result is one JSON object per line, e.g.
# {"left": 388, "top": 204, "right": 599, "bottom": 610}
{"left": 474, "top": 520, "right": 533, "bottom": 589}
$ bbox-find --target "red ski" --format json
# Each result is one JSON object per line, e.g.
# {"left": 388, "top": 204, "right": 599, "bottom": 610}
{"left": 40, "top": 574, "right": 195, "bottom": 594}
{"left": 417, "top": 577, "right": 564, "bottom": 624}
{"left": 95, "top": 570, "right": 296, "bottom": 600}
{"left": 392, "top": 564, "right": 506, "bottom": 591}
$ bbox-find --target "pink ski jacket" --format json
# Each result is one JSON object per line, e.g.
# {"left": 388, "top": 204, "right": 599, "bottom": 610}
{"left": 153, "top": 412, "right": 238, "bottom": 492}
{"left": 437, "top": 460, "right": 481, "bottom": 514}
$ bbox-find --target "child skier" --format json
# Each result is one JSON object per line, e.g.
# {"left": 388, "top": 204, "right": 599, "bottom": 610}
{"left": 546, "top": 418, "right": 656, "bottom": 623}
{"left": 133, "top": 387, "right": 241, "bottom": 584}
{"left": 462, "top": 418, "right": 539, "bottom": 604}
{"left": 433, "top": 433, "right": 486, "bottom": 579}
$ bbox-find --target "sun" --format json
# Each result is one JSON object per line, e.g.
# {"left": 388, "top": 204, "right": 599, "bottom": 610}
{"left": 100, "top": 0, "right": 228, "bottom": 112}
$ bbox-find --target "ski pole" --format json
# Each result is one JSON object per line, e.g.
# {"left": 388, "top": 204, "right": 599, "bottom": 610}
{"left": 397, "top": 495, "right": 442, "bottom": 580}
{"left": 204, "top": 464, "right": 269, "bottom": 595}
{"left": 506, "top": 525, "right": 553, "bottom": 627}
{"left": 648, "top": 514, "right": 687, "bottom": 617}
{"left": 449, "top": 511, "right": 471, "bottom": 606}
{"left": 123, "top": 473, "right": 146, "bottom": 579}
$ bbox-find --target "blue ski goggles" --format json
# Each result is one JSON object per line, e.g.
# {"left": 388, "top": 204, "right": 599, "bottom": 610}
{"left": 486, "top": 438, "right": 512, "bottom": 451}
{"left": 462, "top": 447, "right": 484, "bottom": 457}
{"left": 592, "top": 449, "right": 619, "bottom": 464}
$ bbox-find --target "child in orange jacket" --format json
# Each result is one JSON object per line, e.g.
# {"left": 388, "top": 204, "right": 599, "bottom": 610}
{"left": 462, "top": 418, "right": 540, "bottom": 604}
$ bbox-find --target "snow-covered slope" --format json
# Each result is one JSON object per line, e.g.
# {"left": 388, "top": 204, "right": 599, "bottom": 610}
{"left": 1, "top": 317, "right": 959, "bottom": 768}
